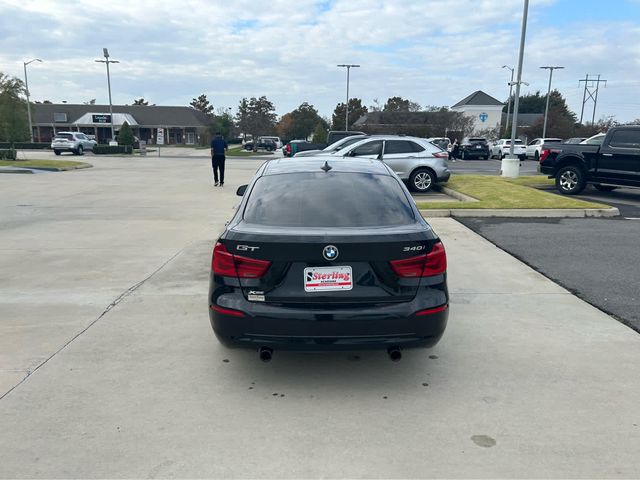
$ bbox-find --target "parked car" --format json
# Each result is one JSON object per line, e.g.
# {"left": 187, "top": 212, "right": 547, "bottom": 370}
{"left": 258, "top": 136, "right": 282, "bottom": 149}
{"left": 51, "top": 132, "right": 97, "bottom": 155}
{"left": 525, "top": 137, "right": 563, "bottom": 161}
{"left": 326, "top": 130, "right": 366, "bottom": 146}
{"left": 580, "top": 133, "right": 606, "bottom": 145}
{"left": 294, "top": 134, "right": 371, "bottom": 157}
{"left": 489, "top": 138, "right": 527, "bottom": 159}
{"left": 539, "top": 126, "right": 640, "bottom": 195}
{"left": 564, "top": 137, "right": 586, "bottom": 144}
{"left": 427, "top": 137, "right": 451, "bottom": 151}
{"left": 283, "top": 140, "right": 326, "bottom": 157}
{"left": 298, "top": 135, "right": 450, "bottom": 192}
{"left": 209, "top": 156, "right": 449, "bottom": 360}
{"left": 458, "top": 137, "right": 490, "bottom": 160}
{"left": 244, "top": 139, "right": 277, "bottom": 152}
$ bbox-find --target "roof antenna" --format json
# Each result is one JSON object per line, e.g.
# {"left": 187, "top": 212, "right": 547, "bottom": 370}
{"left": 321, "top": 161, "right": 332, "bottom": 172}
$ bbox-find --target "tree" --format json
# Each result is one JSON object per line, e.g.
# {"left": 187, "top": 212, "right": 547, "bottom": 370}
{"left": 286, "top": 102, "right": 325, "bottom": 140}
{"left": 133, "top": 98, "right": 149, "bottom": 105}
{"left": 117, "top": 121, "right": 135, "bottom": 146}
{"left": 190, "top": 94, "right": 214, "bottom": 117}
{"left": 83, "top": 99, "right": 96, "bottom": 105}
{"left": 311, "top": 123, "right": 328, "bottom": 143}
{"left": 0, "top": 72, "right": 29, "bottom": 142}
{"left": 238, "top": 96, "right": 277, "bottom": 150}
{"left": 383, "top": 96, "right": 421, "bottom": 112}
{"left": 275, "top": 113, "right": 295, "bottom": 142}
{"left": 332, "top": 98, "right": 368, "bottom": 130}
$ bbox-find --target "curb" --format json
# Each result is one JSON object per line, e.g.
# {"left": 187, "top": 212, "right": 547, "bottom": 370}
{"left": 420, "top": 207, "right": 620, "bottom": 218}
{"left": 434, "top": 185, "right": 479, "bottom": 203}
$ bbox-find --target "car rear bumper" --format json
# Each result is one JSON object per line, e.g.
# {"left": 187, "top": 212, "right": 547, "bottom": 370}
{"left": 462, "top": 149, "right": 489, "bottom": 158}
{"left": 209, "top": 296, "right": 448, "bottom": 350}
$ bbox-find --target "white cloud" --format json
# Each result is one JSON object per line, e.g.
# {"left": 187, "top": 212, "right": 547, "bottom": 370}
{"left": 0, "top": 0, "right": 638, "bottom": 122}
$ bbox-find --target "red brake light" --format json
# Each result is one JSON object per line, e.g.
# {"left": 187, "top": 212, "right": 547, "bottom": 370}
{"left": 212, "top": 242, "right": 271, "bottom": 278}
{"left": 539, "top": 149, "right": 550, "bottom": 163}
{"left": 423, "top": 241, "right": 447, "bottom": 276}
{"left": 415, "top": 304, "right": 448, "bottom": 316}
{"left": 211, "top": 305, "right": 245, "bottom": 317}
{"left": 390, "top": 241, "right": 447, "bottom": 278}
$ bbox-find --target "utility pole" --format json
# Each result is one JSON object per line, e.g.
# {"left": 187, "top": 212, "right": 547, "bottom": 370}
{"left": 337, "top": 64, "right": 360, "bottom": 130}
{"left": 579, "top": 74, "right": 607, "bottom": 124}
{"left": 23, "top": 59, "right": 43, "bottom": 142}
{"left": 502, "top": 65, "right": 514, "bottom": 136}
{"left": 502, "top": 0, "right": 530, "bottom": 178}
{"left": 95, "top": 48, "right": 119, "bottom": 141}
{"left": 540, "top": 66, "right": 564, "bottom": 139}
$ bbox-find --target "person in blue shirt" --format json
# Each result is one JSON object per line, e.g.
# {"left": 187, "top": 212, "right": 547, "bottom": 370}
{"left": 210, "top": 132, "right": 228, "bottom": 186}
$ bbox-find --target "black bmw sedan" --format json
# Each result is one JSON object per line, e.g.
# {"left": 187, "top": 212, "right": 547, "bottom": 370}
{"left": 208, "top": 157, "right": 449, "bottom": 359}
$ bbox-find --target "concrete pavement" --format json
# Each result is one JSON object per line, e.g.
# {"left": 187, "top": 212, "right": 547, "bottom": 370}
{"left": 1, "top": 156, "right": 640, "bottom": 478}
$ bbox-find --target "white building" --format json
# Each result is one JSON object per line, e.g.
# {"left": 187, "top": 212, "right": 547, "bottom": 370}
{"left": 450, "top": 90, "right": 504, "bottom": 134}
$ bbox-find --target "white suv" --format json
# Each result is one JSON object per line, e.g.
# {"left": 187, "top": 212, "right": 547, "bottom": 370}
{"left": 51, "top": 132, "right": 97, "bottom": 156}
{"left": 525, "top": 137, "right": 563, "bottom": 161}
{"left": 490, "top": 139, "right": 526, "bottom": 159}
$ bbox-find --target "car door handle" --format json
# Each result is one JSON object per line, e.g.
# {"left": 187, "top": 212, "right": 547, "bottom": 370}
{"left": 602, "top": 153, "right": 613, "bottom": 156}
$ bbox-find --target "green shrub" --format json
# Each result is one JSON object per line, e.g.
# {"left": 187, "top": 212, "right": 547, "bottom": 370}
{"left": 117, "top": 122, "right": 135, "bottom": 146}
{"left": 0, "top": 148, "right": 17, "bottom": 160}
{"left": 93, "top": 145, "right": 132, "bottom": 155}
{"left": 0, "top": 142, "right": 50, "bottom": 149}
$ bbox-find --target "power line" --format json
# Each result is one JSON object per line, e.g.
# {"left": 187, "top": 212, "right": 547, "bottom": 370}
{"left": 579, "top": 74, "right": 607, "bottom": 124}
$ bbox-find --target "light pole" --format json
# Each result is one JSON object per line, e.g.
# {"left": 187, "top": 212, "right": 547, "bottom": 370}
{"left": 502, "top": 0, "right": 530, "bottom": 178}
{"left": 502, "top": 65, "right": 514, "bottom": 136}
{"left": 23, "top": 58, "right": 42, "bottom": 142}
{"left": 337, "top": 64, "right": 360, "bottom": 130}
{"left": 540, "top": 66, "right": 564, "bottom": 139}
{"left": 95, "top": 48, "right": 119, "bottom": 142}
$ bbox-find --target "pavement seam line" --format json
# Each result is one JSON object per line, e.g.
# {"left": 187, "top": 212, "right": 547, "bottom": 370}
{"left": 0, "top": 246, "right": 188, "bottom": 401}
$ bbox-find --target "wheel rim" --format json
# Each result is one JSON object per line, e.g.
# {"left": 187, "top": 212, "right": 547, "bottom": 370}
{"left": 414, "top": 172, "right": 432, "bottom": 191}
{"left": 559, "top": 170, "right": 578, "bottom": 191}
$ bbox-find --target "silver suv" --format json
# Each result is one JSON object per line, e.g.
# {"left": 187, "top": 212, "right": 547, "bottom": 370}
{"left": 51, "top": 132, "right": 97, "bottom": 156}
{"left": 301, "top": 135, "right": 451, "bottom": 192}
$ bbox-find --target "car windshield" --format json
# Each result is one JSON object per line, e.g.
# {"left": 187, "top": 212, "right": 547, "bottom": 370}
{"left": 243, "top": 172, "right": 415, "bottom": 227}
{"left": 329, "top": 137, "right": 366, "bottom": 152}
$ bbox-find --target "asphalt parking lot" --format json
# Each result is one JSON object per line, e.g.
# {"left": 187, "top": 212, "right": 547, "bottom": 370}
{"left": 1, "top": 156, "right": 640, "bottom": 478}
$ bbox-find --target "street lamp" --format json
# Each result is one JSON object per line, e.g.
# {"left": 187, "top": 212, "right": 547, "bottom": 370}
{"left": 539, "top": 66, "right": 564, "bottom": 139}
{"left": 502, "top": 0, "right": 530, "bottom": 178}
{"left": 502, "top": 65, "right": 514, "bottom": 135}
{"left": 94, "top": 48, "right": 119, "bottom": 142}
{"left": 23, "top": 58, "right": 42, "bottom": 142}
{"left": 337, "top": 64, "right": 360, "bottom": 130}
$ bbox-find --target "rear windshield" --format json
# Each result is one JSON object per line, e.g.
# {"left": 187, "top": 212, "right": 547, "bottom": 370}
{"left": 243, "top": 172, "right": 415, "bottom": 227}
{"left": 469, "top": 138, "right": 487, "bottom": 143}
{"left": 55, "top": 133, "right": 74, "bottom": 140}
{"left": 544, "top": 139, "right": 562, "bottom": 143}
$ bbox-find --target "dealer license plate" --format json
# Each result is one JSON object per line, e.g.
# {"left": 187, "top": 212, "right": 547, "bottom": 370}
{"left": 304, "top": 266, "right": 353, "bottom": 292}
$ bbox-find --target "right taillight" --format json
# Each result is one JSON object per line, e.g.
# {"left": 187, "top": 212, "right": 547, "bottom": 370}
{"left": 390, "top": 241, "right": 447, "bottom": 278}
{"left": 212, "top": 242, "right": 271, "bottom": 278}
{"left": 539, "top": 149, "right": 550, "bottom": 163}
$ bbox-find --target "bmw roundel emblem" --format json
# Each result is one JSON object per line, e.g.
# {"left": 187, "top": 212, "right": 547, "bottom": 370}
{"left": 323, "top": 245, "right": 339, "bottom": 261}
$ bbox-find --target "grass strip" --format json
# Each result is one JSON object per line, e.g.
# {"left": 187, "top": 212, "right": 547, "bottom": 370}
{"left": 0, "top": 159, "right": 92, "bottom": 170}
{"left": 416, "top": 175, "right": 608, "bottom": 210}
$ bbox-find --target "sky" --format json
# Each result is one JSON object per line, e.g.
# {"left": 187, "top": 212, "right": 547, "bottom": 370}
{"left": 1, "top": 0, "right": 640, "bottom": 122}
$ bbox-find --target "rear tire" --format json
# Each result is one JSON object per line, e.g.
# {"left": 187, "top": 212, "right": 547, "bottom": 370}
{"left": 594, "top": 184, "right": 618, "bottom": 192}
{"left": 555, "top": 165, "right": 585, "bottom": 195}
{"left": 409, "top": 168, "right": 435, "bottom": 193}
{"left": 54, "top": 150, "right": 61, "bottom": 156}
{"left": 534, "top": 151, "right": 539, "bottom": 162}
{"left": 74, "top": 145, "right": 83, "bottom": 156}
{"left": 461, "top": 150, "right": 467, "bottom": 160}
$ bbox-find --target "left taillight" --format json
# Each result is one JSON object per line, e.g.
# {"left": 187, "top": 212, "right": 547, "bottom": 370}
{"left": 212, "top": 242, "right": 271, "bottom": 278}
{"left": 389, "top": 241, "right": 447, "bottom": 278}
{"left": 539, "top": 149, "right": 550, "bottom": 163}
{"left": 433, "top": 151, "right": 449, "bottom": 159}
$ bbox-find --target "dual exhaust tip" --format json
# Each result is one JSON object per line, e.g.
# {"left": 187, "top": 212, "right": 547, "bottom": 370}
{"left": 258, "top": 346, "right": 402, "bottom": 362}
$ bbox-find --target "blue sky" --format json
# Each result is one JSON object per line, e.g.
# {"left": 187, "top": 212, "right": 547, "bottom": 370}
{"left": 1, "top": 0, "right": 639, "bottom": 122}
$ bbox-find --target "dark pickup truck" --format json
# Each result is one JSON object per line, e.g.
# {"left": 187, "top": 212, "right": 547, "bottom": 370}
{"left": 539, "top": 126, "right": 640, "bottom": 194}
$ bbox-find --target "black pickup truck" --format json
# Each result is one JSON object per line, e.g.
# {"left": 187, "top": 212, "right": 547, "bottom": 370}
{"left": 539, "top": 126, "right": 640, "bottom": 194}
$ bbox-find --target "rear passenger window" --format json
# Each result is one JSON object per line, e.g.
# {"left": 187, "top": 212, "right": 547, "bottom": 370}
{"left": 609, "top": 130, "right": 640, "bottom": 148}
{"left": 384, "top": 141, "right": 415, "bottom": 154}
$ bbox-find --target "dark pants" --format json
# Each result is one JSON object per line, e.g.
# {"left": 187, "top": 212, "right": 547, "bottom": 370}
{"left": 212, "top": 155, "right": 225, "bottom": 184}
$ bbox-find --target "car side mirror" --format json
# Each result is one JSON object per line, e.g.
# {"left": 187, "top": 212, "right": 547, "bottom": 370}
{"left": 236, "top": 184, "right": 248, "bottom": 196}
